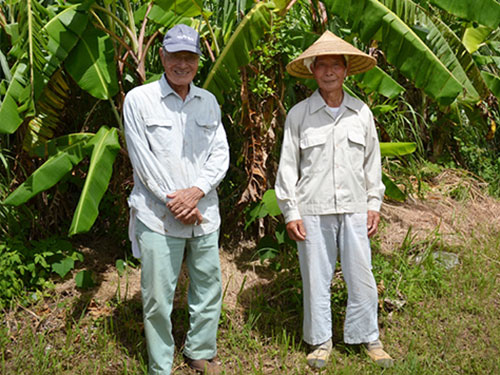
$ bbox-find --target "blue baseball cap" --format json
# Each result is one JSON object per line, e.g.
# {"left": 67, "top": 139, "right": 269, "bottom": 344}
{"left": 162, "top": 24, "right": 202, "bottom": 55}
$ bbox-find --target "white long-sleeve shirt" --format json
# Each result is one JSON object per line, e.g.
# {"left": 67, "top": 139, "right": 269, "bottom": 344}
{"left": 123, "top": 76, "right": 229, "bottom": 256}
{"left": 275, "top": 90, "right": 385, "bottom": 223}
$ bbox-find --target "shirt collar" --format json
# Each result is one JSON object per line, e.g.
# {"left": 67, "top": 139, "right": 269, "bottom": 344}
{"left": 309, "top": 89, "right": 363, "bottom": 114}
{"left": 159, "top": 74, "right": 202, "bottom": 101}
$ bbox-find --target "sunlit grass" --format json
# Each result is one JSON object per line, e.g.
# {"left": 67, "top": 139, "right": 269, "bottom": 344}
{"left": 1, "top": 223, "right": 499, "bottom": 374}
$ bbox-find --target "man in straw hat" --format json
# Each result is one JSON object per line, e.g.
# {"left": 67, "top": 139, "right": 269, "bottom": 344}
{"left": 123, "top": 24, "right": 229, "bottom": 375}
{"left": 275, "top": 30, "right": 393, "bottom": 368}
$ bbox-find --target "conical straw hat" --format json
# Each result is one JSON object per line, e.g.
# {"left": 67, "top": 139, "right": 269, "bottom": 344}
{"left": 287, "top": 30, "right": 376, "bottom": 78}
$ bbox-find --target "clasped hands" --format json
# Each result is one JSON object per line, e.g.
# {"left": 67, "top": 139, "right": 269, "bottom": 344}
{"left": 166, "top": 187, "right": 204, "bottom": 225}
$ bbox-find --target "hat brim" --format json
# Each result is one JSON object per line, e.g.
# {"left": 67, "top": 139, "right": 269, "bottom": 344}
{"left": 286, "top": 31, "right": 376, "bottom": 78}
{"left": 164, "top": 43, "right": 202, "bottom": 55}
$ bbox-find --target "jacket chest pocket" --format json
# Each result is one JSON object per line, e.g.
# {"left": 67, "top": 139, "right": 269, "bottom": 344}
{"left": 144, "top": 118, "right": 174, "bottom": 154}
{"left": 300, "top": 133, "right": 328, "bottom": 173}
{"left": 346, "top": 127, "right": 365, "bottom": 169}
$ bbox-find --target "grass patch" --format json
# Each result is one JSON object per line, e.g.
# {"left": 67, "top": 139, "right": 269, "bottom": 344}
{"left": 1, "top": 225, "right": 499, "bottom": 374}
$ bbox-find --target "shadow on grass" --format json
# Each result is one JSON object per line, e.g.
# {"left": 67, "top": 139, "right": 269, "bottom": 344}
{"left": 65, "top": 250, "right": 197, "bottom": 372}
{"left": 231, "top": 245, "right": 350, "bottom": 352}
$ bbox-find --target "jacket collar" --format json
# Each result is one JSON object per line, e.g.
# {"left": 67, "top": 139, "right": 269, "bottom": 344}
{"left": 309, "top": 89, "right": 363, "bottom": 114}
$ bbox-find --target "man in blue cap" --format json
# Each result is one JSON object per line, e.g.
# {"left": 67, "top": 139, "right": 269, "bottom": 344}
{"left": 123, "top": 24, "right": 229, "bottom": 375}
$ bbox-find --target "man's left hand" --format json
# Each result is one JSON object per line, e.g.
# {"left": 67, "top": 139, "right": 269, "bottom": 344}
{"left": 167, "top": 187, "right": 205, "bottom": 222}
{"left": 367, "top": 210, "right": 380, "bottom": 238}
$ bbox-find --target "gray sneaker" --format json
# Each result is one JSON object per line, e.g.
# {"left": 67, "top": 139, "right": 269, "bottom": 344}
{"left": 306, "top": 339, "right": 333, "bottom": 369}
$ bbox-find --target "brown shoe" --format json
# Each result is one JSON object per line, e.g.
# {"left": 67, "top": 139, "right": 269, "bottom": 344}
{"left": 185, "top": 356, "right": 221, "bottom": 375}
{"left": 363, "top": 340, "right": 394, "bottom": 368}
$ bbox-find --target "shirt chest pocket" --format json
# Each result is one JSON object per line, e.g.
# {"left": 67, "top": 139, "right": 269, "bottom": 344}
{"left": 144, "top": 118, "right": 174, "bottom": 154}
{"left": 195, "top": 118, "right": 218, "bottom": 151}
{"left": 300, "top": 132, "right": 328, "bottom": 173}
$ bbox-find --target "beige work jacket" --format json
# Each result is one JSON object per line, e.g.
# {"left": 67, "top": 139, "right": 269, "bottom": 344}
{"left": 275, "top": 90, "right": 385, "bottom": 223}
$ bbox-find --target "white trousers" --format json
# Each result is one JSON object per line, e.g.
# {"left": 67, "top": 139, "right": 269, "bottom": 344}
{"left": 297, "top": 213, "right": 379, "bottom": 345}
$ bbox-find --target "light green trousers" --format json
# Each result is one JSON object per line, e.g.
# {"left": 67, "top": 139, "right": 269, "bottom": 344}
{"left": 135, "top": 219, "right": 222, "bottom": 375}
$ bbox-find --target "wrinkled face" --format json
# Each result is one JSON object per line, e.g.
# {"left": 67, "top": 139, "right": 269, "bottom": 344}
{"left": 311, "top": 55, "right": 348, "bottom": 94}
{"left": 160, "top": 49, "right": 199, "bottom": 89}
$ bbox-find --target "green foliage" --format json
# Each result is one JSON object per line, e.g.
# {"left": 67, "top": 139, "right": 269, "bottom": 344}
{"left": 75, "top": 270, "right": 95, "bottom": 289}
{"left": 245, "top": 189, "right": 281, "bottom": 229}
{"left": 429, "top": 0, "right": 500, "bottom": 29}
{"left": 325, "top": 0, "right": 464, "bottom": 105}
{"left": 0, "top": 236, "right": 83, "bottom": 308}
{"left": 202, "top": 1, "right": 277, "bottom": 103}
{"left": 453, "top": 113, "right": 500, "bottom": 196}
{"left": 355, "top": 66, "right": 405, "bottom": 99}
{"left": 244, "top": 190, "right": 297, "bottom": 271}
{"left": 0, "top": 242, "right": 25, "bottom": 305}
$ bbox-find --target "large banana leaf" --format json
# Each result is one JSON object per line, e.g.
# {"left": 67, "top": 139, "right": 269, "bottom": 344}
{"left": 3, "top": 134, "right": 92, "bottom": 206}
{"left": 0, "top": 62, "right": 30, "bottom": 134}
{"left": 32, "top": 133, "right": 95, "bottom": 158}
{"left": 22, "top": 70, "right": 72, "bottom": 151}
{"left": 462, "top": 25, "right": 492, "bottom": 54}
{"left": 44, "top": 4, "right": 89, "bottom": 80}
{"left": 0, "top": 3, "right": 89, "bottom": 135}
{"left": 69, "top": 127, "right": 120, "bottom": 235}
{"left": 355, "top": 66, "right": 405, "bottom": 99}
{"left": 145, "top": 0, "right": 201, "bottom": 30}
{"left": 325, "top": 0, "right": 463, "bottom": 105}
{"left": 24, "top": 0, "right": 47, "bottom": 100}
{"left": 151, "top": 0, "right": 203, "bottom": 20}
{"left": 0, "top": 0, "right": 47, "bottom": 135}
{"left": 202, "top": 2, "right": 275, "bottom": 103}
{"left": 65, "top": 24, "right": 118, "bottom": 100}
{"left": 413, "top": 10, "right": 481, "bottom": 102}
{"left": 380, "top": 142, "right": 416, "bottom": 157}
{"left": 427, "top": 12, "right": 489, "bottom": 100}
{"left": 380, "top": 142, "right": 416, "bottom": 201}
{"left": 481, "top": 71, "right": 500, "bottom": 99}
{"left": 429, "top": 0, "right": 500, "bottom": 29}
{"left": 0, "top": 49, "right": 12, "bottom": 82}
{"left": 27, "top": 5, "right": 89, "bottom": 148}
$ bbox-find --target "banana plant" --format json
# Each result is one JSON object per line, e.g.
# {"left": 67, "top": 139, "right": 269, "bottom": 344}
{"left": 3, "top": 128, "right": 120, "bottom": 234}
{"left": 1, "top": 0, "right": 288, "bottom": 235}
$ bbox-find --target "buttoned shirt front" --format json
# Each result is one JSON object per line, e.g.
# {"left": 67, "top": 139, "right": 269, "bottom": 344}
{"left": 275, "top": 90, "right": 385, "bottom": 223}
{"left": 123, "top": 75, "right": 229, "bottom": 256}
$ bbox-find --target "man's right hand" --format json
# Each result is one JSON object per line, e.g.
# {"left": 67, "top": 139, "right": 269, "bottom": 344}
{"left": 178, "top": 207, "right": 203, "bottom": 225}
{"left": 286, "top": 220, "right": 306, "bottom": 241}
